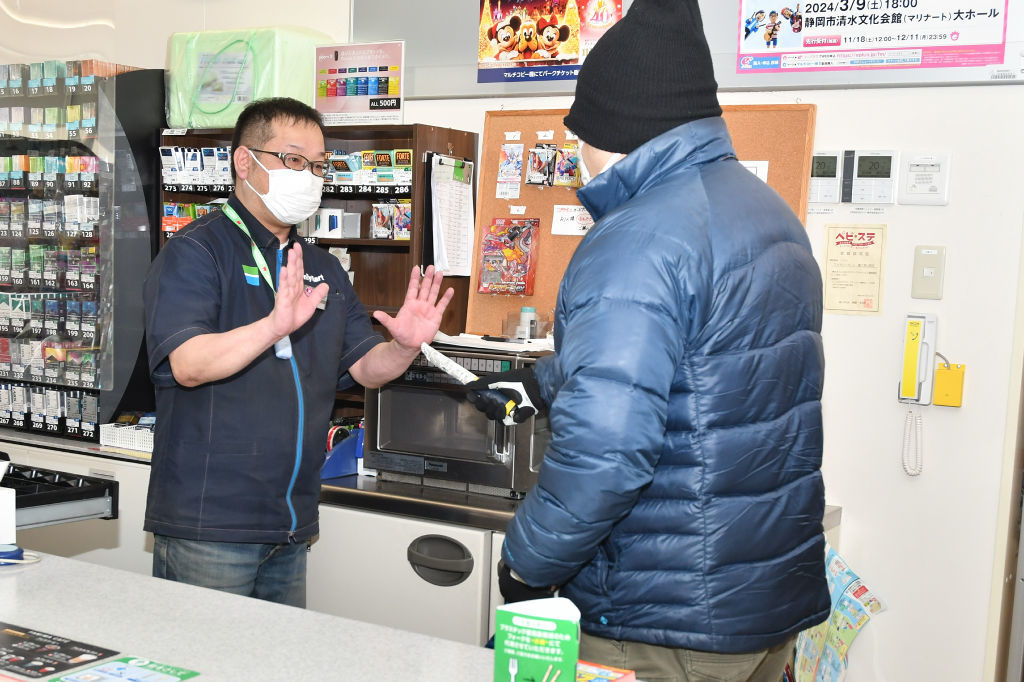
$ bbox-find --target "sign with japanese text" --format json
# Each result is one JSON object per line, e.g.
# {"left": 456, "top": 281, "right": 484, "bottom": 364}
{"left": 824, "top": 224, "right": 887, "bottom": 314}
{"left": 314, "top": 42, "right": 404, "bottom": 125}
{"left": 737, "top": 0, "right": 1009, "bottom": 74}
{"left": 478, "top": 0, "right": 622, "bottom": 83}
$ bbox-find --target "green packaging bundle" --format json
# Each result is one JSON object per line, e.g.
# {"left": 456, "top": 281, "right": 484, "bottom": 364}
{"left": 493, "top": 597, "right": 579, "bottom": 682}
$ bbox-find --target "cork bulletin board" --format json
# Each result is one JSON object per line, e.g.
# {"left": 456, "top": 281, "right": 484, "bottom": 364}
{"left": 466, "top": 104, "right": 817, "bottom": 335}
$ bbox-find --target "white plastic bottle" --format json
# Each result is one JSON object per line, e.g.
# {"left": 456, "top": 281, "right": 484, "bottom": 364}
{"left": 516, "top": 306, "right": 537, "bottom": 339}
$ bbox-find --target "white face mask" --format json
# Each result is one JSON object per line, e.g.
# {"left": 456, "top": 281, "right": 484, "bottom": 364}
{"left": 577, "top": 141, "right": 623, "bottom": 186}
{"left": 246, "top": 150, "right": 324, "bottom": 225}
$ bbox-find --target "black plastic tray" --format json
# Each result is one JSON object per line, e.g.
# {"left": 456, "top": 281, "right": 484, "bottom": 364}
{"left": 2, "top": 462, "right": 118, "bottom": 518}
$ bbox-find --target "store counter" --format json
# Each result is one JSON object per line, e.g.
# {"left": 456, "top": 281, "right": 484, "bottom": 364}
{"left": 321, "top": 474, "right": 843, "bottom": 536}
{"left": 0, "top": 552, "right": 494, "bottom": 681}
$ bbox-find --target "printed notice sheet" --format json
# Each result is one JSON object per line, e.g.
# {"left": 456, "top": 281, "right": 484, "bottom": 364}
{"left": 429, "top": 155, "right": 475, "bottom": 276}
{"left": 824, "top": 224, "right": 886, "bottom": 315}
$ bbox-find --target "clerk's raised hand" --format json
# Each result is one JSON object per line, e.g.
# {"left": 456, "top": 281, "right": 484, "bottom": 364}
{"left": 372, "top": 266, "right": 454, "bottom": 349}
{"left": 269, "top": 242, "right": 328, "bottom": 339}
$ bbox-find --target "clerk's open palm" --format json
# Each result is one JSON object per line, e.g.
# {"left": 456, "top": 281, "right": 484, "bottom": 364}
{"left": 373, "top": 266, "right": 454, "bottom": 349}
{"left": 269, "top": 242, "right": 328, "bottom": 338}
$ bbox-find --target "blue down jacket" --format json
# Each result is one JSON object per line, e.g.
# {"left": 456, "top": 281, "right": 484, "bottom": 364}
{"left": 502, "top": 117, "right": 829, "bottom": 654}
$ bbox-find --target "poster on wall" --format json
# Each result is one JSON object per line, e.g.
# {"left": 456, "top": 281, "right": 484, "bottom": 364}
{"left": 736, "top": 0, "right": 1009, "bottom": 75}
{"left": 823, "top": 224, "right": 886, "bottom": 315}
{"left": 314, "top": 41, "right": 404, "bottom": 125}
{"left": 478, "top": 218, "right": 540, "bottom": 294}
{"left": 478, "top": 0, "right": 622, "bottom": 83}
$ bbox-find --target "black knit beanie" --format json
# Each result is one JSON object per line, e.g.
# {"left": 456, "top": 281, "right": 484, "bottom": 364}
{"left": 564, "top": 0, "right": 722, "bottom": 154}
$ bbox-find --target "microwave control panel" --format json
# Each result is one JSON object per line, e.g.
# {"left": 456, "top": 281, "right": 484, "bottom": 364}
{"left": 400, "top": 352, "right": 514, "bottom": 386}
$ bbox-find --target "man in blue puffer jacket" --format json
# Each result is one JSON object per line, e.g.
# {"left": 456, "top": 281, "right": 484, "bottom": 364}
{"left": 467, "top": 1, "right": 830, "bottom": 679}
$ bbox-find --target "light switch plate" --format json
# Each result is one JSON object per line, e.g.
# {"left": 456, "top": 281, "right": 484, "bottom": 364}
{"left": 911, "top": 245, "right": 946, "bottom": 300}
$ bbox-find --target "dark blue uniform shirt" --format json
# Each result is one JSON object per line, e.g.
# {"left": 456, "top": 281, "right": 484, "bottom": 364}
{"left": 143, "top": 195, "right": 383, "bottom": 544}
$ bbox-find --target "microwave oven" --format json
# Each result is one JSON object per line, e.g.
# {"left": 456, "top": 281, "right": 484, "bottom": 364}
{"left": 363, "top": 346, "right": 551, "bottom": 498}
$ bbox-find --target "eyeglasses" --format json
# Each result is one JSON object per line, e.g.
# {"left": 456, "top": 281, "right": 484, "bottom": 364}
{"left": 249, "top": 148, "right": 328, "bottom": 178}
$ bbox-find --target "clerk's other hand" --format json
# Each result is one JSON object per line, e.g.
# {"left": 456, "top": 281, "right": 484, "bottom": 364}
{"left": 372, "top": 266, "right": 454, "bottom": 350}
{"left": 497, "top": 560, "right": 555, "bottom": 604}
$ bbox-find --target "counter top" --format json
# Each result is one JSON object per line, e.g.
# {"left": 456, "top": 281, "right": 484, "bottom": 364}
{"left": 0, "top": 553, "right": 494, "bottom": 681}
{"left": 322, "top": 474, "right": 843, "bottom": 535}
{"left": 320, "top": 474, "right": 519, "bottom": 532}
{"left": 2, "top": 432, "right": 842, "bottom": 535}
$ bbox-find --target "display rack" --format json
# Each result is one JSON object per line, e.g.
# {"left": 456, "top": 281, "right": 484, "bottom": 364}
{"left": 0, "top": 63, "right": 164, "bottom": 442}
{"left": 160, "top": 123, "right": 477, "bottom": 336}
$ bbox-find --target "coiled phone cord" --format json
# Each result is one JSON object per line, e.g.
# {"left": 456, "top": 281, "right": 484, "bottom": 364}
{"left": 902, "top": 409, "right": 923, "bottom": 476}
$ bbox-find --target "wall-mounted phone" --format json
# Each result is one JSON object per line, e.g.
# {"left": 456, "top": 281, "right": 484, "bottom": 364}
{"left": 899, "top": 313, "right": 936, "bottom": 477}
{"left": 898, "top": 313, "right": 936, "bottom": 405}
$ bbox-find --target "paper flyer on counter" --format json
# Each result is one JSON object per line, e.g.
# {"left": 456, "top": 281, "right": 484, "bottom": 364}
{"left": 0, "top": 622, "right": 118, "bottom": 679}
{"left": 795, "top": 546, "right": 885, "bottom": 682}
{"left": 54, "top": 657, "right": 201, "bottom": 681}
{"left": 478, "top": 0, "right": 622, "bottom": 83}
{"left": 737, "top": 0, "right": 1009, "bottom": 75}
{"left": 314, "top": 41, "right": 404, "bottom": 125}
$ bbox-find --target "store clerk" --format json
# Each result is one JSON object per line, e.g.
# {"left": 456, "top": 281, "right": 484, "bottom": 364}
{"left": 142, "top": 97, "right": 453, "bottom": 607}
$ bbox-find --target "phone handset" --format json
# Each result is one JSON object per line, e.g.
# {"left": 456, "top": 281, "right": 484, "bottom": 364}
{"left": 898, "top": 313, "right": 937, "bottom": 476}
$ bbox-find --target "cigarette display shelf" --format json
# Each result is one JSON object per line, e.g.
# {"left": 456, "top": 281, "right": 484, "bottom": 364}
{"left": 3, "top": 461, "right": 118, "bottom": 529}
{"left": 0, "top": 66, "right": 165, "bottom": 447}
{"left": 160, "top": 181, "right": 412, "bottom": 200}
{"left": 160, "top": 123, "right": 477, "bottom": 336}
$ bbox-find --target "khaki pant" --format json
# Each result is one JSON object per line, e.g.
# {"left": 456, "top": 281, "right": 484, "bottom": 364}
{"left": 580, "top": 632, "right": 795, "bottom": 682}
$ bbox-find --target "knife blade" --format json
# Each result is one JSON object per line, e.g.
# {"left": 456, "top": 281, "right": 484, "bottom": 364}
{"left": 419, "top": 343, "right": 518, "bottom": 424}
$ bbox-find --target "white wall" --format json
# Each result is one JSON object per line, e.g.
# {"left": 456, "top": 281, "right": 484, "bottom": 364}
{"left": 4, "top": 2, "right": 1024, "bottom": 679}
{"left": 0, "top": 1, "right": 350, "bottom": 67}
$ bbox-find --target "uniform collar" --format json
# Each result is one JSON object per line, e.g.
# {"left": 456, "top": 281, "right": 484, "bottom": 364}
{"left": 227, "top": 193, "right": 298, "bottom": 249}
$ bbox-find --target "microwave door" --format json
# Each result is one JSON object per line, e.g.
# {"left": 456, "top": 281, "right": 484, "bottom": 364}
{"left": 377, "top": 384, "right": 503, "bottom": 464}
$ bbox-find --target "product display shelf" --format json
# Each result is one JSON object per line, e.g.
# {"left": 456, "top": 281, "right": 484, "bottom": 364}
{"left": 0, "top": 67, "right": 164, "bottom": 443}
{"left": 160, "top": 123, "right": 476, "bottom": 336}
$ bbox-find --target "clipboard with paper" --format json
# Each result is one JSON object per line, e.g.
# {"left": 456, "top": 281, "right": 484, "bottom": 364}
{"left": 424, "top": 153, "right": 475, "bottom": 276}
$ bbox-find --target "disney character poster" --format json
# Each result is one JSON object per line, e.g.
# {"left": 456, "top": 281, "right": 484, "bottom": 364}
{"left": 478, "top": 0, "right": 622, "bottom": 83}
{"left": 479, "top": 218, "right": 539, "bottom": 295}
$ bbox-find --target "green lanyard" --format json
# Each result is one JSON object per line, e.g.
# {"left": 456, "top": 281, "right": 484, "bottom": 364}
{"left": 222, "top": 203, "right": 294, "bottom": 359}
{"left": 223, "top": 203, "right": 275, "bottom": 292}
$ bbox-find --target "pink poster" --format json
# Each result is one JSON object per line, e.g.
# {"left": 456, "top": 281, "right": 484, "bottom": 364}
{"left": 736, "top": 0, "right": 1009, "bottom": 74}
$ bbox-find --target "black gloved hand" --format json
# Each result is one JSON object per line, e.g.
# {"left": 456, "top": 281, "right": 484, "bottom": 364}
{"left": 466, "top": 368, "right": 545, "bottom": 425}
{"left": 497, "top": 560, "right": 555, "bottom": 604}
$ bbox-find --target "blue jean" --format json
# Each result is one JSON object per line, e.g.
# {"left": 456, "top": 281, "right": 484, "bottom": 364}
{"left": 152, "top": 534, "right": 308, "bottom": 608}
